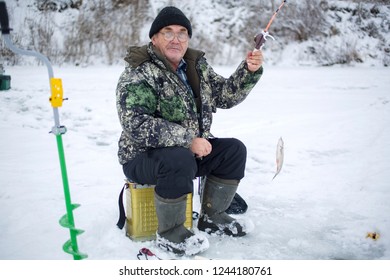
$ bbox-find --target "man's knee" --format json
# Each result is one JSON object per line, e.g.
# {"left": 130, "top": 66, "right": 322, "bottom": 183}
{"left": 226, "top": 138, "right": 247, "bottom": 161}
{"left": 209, "top": 138, "right": 247, "bottom": 181}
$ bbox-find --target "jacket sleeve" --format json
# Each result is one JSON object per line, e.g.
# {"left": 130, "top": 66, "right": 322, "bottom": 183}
{"left": 205, "top": 59, "right": 263, "bottom": 109}
{"left": 116, "top": 68, "right": 196, "bottom": 149}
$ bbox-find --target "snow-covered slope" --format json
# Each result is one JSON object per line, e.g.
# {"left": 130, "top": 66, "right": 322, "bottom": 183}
{"left": 1, "top": 0, "right": 389, "bottom": 66}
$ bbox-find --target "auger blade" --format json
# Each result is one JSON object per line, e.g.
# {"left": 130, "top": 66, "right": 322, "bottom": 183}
{"left": 63, "top": 240, "right": 88, "bottom": 260}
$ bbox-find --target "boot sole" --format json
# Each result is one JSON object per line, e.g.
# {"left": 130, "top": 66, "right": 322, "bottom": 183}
{"left": 198, "top": 218, "right": 246, "bottom": 237}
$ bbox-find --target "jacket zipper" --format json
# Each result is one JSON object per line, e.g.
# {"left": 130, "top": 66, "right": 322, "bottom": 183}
{"left": 171, "top": 70, "right": 203, "bottom": 137}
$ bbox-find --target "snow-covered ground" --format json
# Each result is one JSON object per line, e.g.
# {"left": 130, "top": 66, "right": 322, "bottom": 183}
{"left": 0, "top": 64, "right": 389, "bottom": 260}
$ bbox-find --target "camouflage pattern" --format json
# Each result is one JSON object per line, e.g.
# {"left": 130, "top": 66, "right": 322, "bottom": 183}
{"left": 116, "top": 43, "right": 263, "bottom": 164}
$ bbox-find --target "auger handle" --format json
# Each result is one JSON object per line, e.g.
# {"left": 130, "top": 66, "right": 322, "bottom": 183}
{"left": 0, "top": 1, "right": 11, "bottom": 34}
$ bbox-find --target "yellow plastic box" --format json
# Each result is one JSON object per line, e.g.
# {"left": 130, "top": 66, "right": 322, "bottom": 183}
{"left": 125, "top": 182, "right": 193, "bottom": 241}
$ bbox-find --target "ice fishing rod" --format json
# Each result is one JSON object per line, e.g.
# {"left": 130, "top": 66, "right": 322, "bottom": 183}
{"left": 0, "top": 1, "right": 87, "bottom": 260}
{"left": 254, "top": 0, "right": 287, "bottom": 50}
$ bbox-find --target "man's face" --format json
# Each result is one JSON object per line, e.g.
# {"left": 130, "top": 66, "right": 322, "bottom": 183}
{"left": 152, "top": 25, "right": 189, "bottom": 69}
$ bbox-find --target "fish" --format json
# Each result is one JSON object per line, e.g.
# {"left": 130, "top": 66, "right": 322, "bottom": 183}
{"left": 272, "top": 137, "right": 284, "bottom": 180}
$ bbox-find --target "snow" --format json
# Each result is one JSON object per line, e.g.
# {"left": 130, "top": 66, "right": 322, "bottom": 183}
{"left": 156, "top": 232, "right": 209, "bottom": 256}
{"left": 1, "top": 63, "right": 389, "bottom": 260}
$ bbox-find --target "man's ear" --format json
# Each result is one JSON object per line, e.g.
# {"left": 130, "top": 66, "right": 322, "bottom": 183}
{"left": 151, "top": 34, "right": 157, "bottom": 45}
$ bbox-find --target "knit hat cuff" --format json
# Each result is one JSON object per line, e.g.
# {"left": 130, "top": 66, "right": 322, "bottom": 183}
{"left": 149, "top": 6, "right": 192, "bottom": 39}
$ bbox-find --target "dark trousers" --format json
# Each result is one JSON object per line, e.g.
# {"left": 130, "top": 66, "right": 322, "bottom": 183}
{"left": 123, "top": 138, "right": 247, "bottom": 199}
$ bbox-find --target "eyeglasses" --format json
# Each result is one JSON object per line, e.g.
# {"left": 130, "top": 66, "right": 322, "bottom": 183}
{"left": 159, "top": 31, "right": 189, "bottom": 42}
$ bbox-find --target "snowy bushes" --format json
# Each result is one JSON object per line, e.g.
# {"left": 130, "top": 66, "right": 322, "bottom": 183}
{"left": 2, "top": 0, "right": 390, "bottom": 66}
{"left": 37, "top": 0, "right": 82, "bottom": 12}
{"left": 279, "top": 0, "right": 328, "bottom": 42}
{"left": 280, "top": 0, "right": 390, "bottom": 66}
{"left": 63, "top": 0, "right": 151, "bottom": 65}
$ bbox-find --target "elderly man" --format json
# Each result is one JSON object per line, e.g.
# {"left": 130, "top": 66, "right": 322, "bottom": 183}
{"left": 116, "top": 6, "right": 263, "bottom": 256}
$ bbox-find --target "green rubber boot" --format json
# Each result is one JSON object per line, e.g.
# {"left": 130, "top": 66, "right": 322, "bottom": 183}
{"left": 198, "top": 175, "right": 246, "bottom": 237}
{"left": 155, "top": 193, "right": 209, "bottom": 256}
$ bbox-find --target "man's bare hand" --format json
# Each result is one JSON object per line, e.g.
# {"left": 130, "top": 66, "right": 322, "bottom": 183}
{"left": 246, "top": 49, "right": 263, "bottom": 72}
{"left": 190, "top": 138, "right": 212, "bottom": 158}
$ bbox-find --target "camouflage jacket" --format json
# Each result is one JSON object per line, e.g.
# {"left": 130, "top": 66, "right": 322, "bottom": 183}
{"left": 116, "top": 43, "right": 263, "bottom": 164}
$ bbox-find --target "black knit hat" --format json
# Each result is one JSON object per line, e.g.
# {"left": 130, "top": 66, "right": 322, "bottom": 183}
{"left": 149, "top": 6, "right": 192, "bottom": 39}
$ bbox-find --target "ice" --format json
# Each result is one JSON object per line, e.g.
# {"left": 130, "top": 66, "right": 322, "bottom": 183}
{"left": 1, "top": 65, "right": 389, "bottom": 260}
